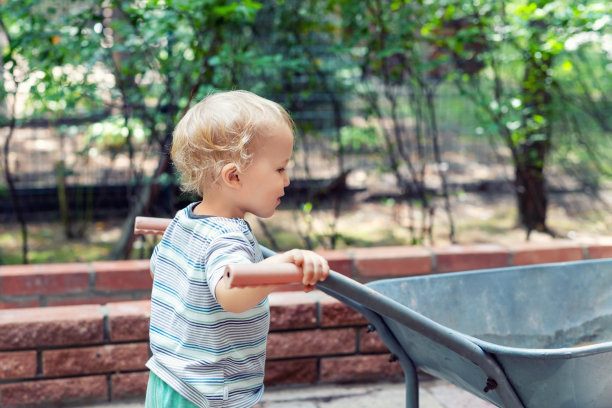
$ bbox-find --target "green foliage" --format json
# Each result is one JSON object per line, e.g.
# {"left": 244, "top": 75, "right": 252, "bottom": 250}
{"left": 248, "top": 0, "right": 351, "bottom": 135}
{"left": 1, "top": 0, "right": 265, "bottom": 131}
{"left": 2, "top": 0, "right": 612, "bottom": 256}
{"left": 82, "top": 116, "right": 148, "bottom": 158}
{"left": 421, "top": 1, "right": 611, "bottom": 179}
{"left": 339, "top": 125, "right": 380, "bottom": 151}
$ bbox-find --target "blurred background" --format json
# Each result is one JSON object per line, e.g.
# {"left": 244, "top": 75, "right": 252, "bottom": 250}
{"left": 1, "top": 0, "right": 611, "bottom": 265}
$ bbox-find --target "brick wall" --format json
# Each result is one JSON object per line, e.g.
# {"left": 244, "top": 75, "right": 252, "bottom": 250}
{"left": 0, "top": 241, "right": 611, "bottom": 407}
{"left": 0, "top": 260, "right": 152, "bottom": 310}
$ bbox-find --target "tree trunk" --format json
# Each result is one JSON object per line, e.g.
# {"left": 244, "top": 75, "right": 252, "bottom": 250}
{"left": 3, "top": 96, "right": 28, "bottom": 264}
{"left": 110, "top": 146, "right": 171, "bottom": 259}
{"left": 515, "top": 141, "right": 550, "bottom": 239}
{"left": 516, "top": 40, "right": 555, "bottom": 239}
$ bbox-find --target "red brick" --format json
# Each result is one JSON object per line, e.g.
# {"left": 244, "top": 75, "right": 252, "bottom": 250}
{"left": 316, "top": 249, "right": 353, "bottom": 277}
{"left": 0, "top": 351, "right": 37, "bottom": 380}
{"left": 269, "top": 292, "right": 317, "bottom": 330}
{"left": 0, "top": 304, "right": 103, "bottom": 350}
{"left": 43, "top": 343, "right": 149, "bottom": 376}
{"left": 0, "top": 375, "right": 107, "bottom": 407}
{"left": 319, "top": 294, "right": 368, "bottom": 327}
{"left": 0, "top": 263, "right": 90, "bottom": 296}
{"left": 107, "top": 300, "right": 151, "bottom": 342}
{"left": 264, "top": 358, "right": 317, "bottom": 386}
{"left": 320, "top": 354, "right": 403, "bottom": 383}
{"left": 433, "top": 244, "right": 510, "bottom": 273}
{"left": 358, "top": 327, "right": 389, "bottom": 353}
{"left": 586, "top": 244, "right": 612, "bottom": 259}
{"left": 46, "top": 293, "right": 143, "bottom": 307}
{"left": 266, "top": 328, "right": 356, "bottom": 359}
{"left": 352, "top": 246, "right": 432, "bottom": 278}
{"left": 112, "top": 371, "right": 149, "bottom": 399}
{"left": 0, "top": 299, "right": 40, "bottom": 309}
{"left": 510, "top": 241, "right": 584, "bottom": 266}
{"left": 93, "top": 260, "right": 152, "bottom": 292}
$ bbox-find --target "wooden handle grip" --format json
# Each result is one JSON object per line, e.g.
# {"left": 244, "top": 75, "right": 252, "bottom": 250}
{"left": 224, "top": 263, "right": 303, "bottom": 288}
{"left": 134, "top": 216, "right": 172, "bottom": 236}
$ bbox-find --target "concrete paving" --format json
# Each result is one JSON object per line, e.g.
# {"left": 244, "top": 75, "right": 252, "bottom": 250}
{"left": 259, "top": 377, "right": 496, "bottom": 408}
{"left": 75, "top": 377, "right": 496, "bottom": 408}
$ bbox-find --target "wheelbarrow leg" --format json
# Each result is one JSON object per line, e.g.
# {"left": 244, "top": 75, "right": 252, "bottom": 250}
{"left": 401, "top": 358, "right": 419, "bottom": 408}
{"left": 315, "top": 284, "right": 421, "bottom": 407}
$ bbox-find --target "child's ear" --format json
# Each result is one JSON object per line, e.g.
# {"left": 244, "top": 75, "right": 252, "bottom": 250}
{"left": 220, "top": 163, "right": 241, "bottom": 189}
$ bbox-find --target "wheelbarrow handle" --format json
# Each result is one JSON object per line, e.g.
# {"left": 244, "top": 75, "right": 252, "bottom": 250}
{"left": 224, "top": 263, "right": 305, "bottom": 288}
{"left": 134, "top": 216, "right": 171, "bottom": 235}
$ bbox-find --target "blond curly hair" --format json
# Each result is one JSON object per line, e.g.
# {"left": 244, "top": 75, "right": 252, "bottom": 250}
{"left": 171, "top": 90, "right": 293, "bottom": 197}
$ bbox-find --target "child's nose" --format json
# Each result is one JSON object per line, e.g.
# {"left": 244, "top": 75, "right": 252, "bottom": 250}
{"left": 283, "top": 173, "right": 290, "bottom": 187}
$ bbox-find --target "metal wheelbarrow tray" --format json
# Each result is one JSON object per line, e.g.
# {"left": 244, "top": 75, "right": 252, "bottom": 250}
{"left": 228, "top": 252, "right": 612, "bottom": 408}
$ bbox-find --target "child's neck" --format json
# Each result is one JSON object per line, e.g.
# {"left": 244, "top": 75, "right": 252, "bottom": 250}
{"left": 193, "top": 200, "right": 245, "bottom": 219}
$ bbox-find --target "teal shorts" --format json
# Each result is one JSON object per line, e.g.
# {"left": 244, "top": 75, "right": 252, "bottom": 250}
{"left": 145, "top": 371, "right": 197, "bottom": 408}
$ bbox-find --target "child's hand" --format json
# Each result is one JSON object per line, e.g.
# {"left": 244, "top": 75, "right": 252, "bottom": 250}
{"left": 266, "top": 249, "right": 330, "bottom": 292}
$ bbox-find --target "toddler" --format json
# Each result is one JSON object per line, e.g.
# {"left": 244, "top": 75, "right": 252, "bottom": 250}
{"left": 145, "top": 90, "right": 329, "bottom": 408}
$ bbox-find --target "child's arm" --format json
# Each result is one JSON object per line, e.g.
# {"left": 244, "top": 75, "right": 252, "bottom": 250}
{"left": 215, "top": 249, "right": 329, "bottom": 313}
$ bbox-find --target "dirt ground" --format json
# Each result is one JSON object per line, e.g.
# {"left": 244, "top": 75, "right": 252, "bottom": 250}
{"left": 256, "top": 156, "right": 612, "bottom": 250}
{"left": 247, "top": 189, "right": 612, "bottom": 253}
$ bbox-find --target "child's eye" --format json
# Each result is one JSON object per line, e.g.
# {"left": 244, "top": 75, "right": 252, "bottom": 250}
{"left": 277, "top": 168, "right": 285, "bottom": 173}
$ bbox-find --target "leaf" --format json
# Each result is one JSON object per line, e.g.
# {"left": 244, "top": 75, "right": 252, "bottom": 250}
{"left": 214, "top": 3, "right": 238, "bottom": 17}
{"left": 302, "top": 202, "right": 313, "bottom": 214}
{"left": 561, "top": 60, "right": 573, "bottom": 71}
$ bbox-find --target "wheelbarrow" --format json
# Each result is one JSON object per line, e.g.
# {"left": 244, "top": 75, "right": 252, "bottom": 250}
{"left": 135, "top": 217, "right": 612, "bottom": 408}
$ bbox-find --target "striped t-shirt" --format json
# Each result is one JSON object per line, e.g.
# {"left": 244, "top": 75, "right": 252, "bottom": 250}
{"left": 146, "top": 203, "right": 269, "bottom": 408}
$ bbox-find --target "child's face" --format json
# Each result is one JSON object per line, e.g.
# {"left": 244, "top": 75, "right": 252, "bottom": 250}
{"left": 236, "top": 122, "right": 293, "bottom": 218}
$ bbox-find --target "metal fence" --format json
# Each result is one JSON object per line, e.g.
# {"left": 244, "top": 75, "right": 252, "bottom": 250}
{"left": 1, "top": 91, "right": 513, "bottom": 222}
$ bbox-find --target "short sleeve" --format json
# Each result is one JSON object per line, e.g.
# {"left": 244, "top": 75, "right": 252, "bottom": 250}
{"left": 205, "top": 233, "right": 256, "bottom": 300}
{"left": 150, "top": 245, "right": 159, "bottom": 277}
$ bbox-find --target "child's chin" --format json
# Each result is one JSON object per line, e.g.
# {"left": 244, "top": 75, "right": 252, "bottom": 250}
{"left": 254, "top": 209, "right": 275, "bottom": 219}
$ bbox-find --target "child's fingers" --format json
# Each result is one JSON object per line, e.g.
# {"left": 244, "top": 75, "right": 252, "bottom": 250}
{"left": 281, "top": 249, "right": 329, "bottom": 287}
{"left": 302, "top": 253, "right": 329, "bottom": 286}
{"left": 286, "top": 249, "right": 304, "bottom": 266}
{"left": 301, "top": 252, "right": 316, "bottom": 285}
{"left": 303, "top": 284, "right": 315, "bottom": 293}
{"left": 319, "top": 258, "right": 330, "bottom": 280}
